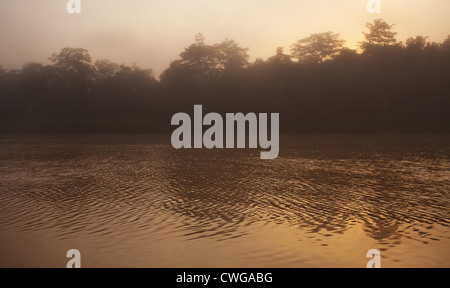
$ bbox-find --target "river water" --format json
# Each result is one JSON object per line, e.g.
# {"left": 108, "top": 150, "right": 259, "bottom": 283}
{"left": 0, "top": 135, "right": 449, "bottom": 267}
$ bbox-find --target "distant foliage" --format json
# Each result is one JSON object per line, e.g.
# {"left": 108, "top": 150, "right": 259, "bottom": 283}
{"left": 360, "top": 19, "right": 398, "bottom": 52}
{"left": 291, "top": 32, "right": 345, "bottom": 63}
{"left": 0, "top": 21, "right": 449, "bottom": 134}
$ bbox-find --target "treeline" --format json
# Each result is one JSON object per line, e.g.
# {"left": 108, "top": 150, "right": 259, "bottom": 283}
{"left": 0, "top": 19, "right": 449, "bottom": 134}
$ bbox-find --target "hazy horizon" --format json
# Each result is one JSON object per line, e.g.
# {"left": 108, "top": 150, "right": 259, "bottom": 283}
{"left": 1, "top": 0, "right": 450, "bottom": 76}
{"left": 1, "top": 1, "right": 449, "bottom": 269}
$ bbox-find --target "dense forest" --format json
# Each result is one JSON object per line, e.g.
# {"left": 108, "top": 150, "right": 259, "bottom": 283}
{"left": 1, "top": 19, "right": 449, "bottom": 134}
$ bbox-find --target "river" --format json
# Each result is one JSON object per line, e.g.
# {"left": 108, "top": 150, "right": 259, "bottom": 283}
{"left": 0, "top": 134, "right": 448, "bottom": 267}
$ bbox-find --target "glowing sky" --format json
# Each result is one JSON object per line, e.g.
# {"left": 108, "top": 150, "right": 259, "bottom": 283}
{"left": 1, "top": 0, "right": 449, "bottom": 76}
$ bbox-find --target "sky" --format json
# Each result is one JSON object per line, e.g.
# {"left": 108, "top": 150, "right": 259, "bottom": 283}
{"left": 0, "top": 0, "right": 449, "bottom": 76}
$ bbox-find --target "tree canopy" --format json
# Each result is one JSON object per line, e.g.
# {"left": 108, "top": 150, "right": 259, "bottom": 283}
{"left": 0, "top": 21, "right": 449, "bottom": 134}
{"left": 360, "top": 19, "right": 398, "bottom": 52}
{"left": 405, "top": 36, "right": 429, "bottom": 52}
{"left": 267, "top": 47, "right": 293, "bottom": 65}
{"left": 291, "top": 32, "right": 345, "bottom": 64}
{"left": 161, "top": 34, "right": 249, "bottom": 87}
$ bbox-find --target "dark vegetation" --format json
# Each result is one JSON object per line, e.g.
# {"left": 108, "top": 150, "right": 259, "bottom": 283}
{"left": 1, "top": 19, "right": 449, "bottom": 134}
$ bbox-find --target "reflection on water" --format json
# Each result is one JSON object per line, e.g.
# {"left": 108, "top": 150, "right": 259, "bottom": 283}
{"left": 0, "top": 135, "right": 449, "bottom": 267}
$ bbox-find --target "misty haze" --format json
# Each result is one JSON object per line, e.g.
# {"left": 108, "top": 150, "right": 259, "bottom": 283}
{"left": 0, "top": 1, "right": 449, "bottom": 268}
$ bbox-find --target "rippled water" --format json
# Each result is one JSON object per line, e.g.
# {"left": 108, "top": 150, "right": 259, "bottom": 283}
{"left": 0, "top": 135, "right": 449, "bottom": 268}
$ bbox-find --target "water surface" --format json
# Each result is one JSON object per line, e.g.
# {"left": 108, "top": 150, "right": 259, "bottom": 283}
{"left": 0, "top": 135, "right": 449, "bottom": 267}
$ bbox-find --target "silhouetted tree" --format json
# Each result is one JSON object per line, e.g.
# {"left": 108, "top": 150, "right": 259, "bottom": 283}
{"left": 1, "top": 22, "right": 449, "bottom": 134}
{"left": 161, "top": 34, "right": 249, "bottom": 87}
{"left": 291, "top": 32, "right": 345, "bottom": 63}
{"left": 405, "top": 36, "right": 428, "bottom": 52}
{"left": 50, "top": 48, "right": 94, "bottom": 77}
{"left": 161, "top": 34, "right": 219, "bottom": 87}
{"left": 49, "top": 48, "right": 95, "bottom": 93}
{"left": 267, "top": 47, "right": 292, "bottom": 65}
{"left": 442, "top": 35, "right": 450, "bottom": 52}
{"left": 360, "top": 19, "right": 397, "bottom": 53}
{"left": 95, "top": 60, "right": 120, "bottom": 80}
{"left": 215, "top": 39, "right": 249, "bottom": 71}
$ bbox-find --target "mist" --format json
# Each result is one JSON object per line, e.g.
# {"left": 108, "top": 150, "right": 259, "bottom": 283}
{"left": 1, "top": 0, "right": 450, "bottom": 76}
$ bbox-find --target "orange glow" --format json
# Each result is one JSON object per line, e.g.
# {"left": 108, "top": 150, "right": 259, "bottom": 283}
{"left": 0, "top": 0, "right": 449, "bottom": 75}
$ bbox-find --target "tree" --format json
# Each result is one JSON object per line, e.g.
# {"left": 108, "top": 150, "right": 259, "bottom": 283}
{"left": 360, "top": 19, "right": 397, "bottom": 52}
{"left": 442, "top": 35, "right": 450, "bottom": 51}
{"left": 113, "top": 64, "right": 156, "bottom": 90}
{"left": 405, "top": 36, "right": 428, "bottom": 52}
{"left": 50, "top": 48, "right": 93, "bottom": 74}
{"left": 267, "top": 47, "right": 292, "bottom": 65}
{"left": 214, "top": 39, "right": 249, "bottom": 71}
{"left": 161, "top": 34, "right": 249, "bottom": 86}
{"left": 21, "top": 63, "right": 50, "bottom": 88}
{"left": 95, "top": 60, "right": 120, "bottom": 80}
{"left": 173, "top": 33, "right": 221, "bottom": 82}
{"left": 49, "top": 48, "right": 95, "bottom": 87}
{"left": 291, "top": 32, "right": 345, "bottom": 64}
